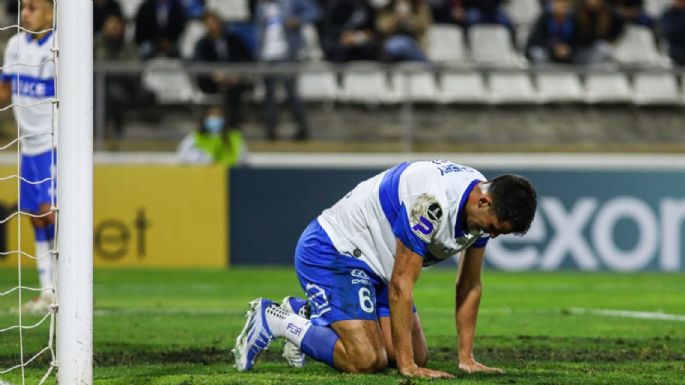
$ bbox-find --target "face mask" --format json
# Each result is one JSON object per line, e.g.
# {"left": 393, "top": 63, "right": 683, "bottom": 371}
{"left": 204, "top": 116, "right": 224, "bottom": 135}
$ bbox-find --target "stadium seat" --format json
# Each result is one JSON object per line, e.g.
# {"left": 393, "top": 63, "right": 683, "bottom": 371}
{"left": 299, "top": 23, "right": 324, "bottom": 62}
{"left": 488, "top": 72, "right": 537, "bottom": 104}
{"left": 536, "top": 72, "right": 584, "bottom": 103}
{"left": 439, "top": 71, "right": 487, "bottom": 103}
{"left": 584, "top": 72, "right": 632, "bottom": 103}
{"left": 297, "top": 63, "right": 339, "bottom": 101}
{"left": 503, "top": 0, "right": 542, "bottom": 26}
{"left": 340, "top": 62, "right": 396, "bottom": 104}
{"left": 468, "top": 25, "right": 520, "bottom": 66}
{"left": 427, "top": 24, "right": 468, "bottom": 63}
{"left": 632, "top": 72, "right": 681, "bottom": 105}
{"left": 179, "top": 20, "right": 207, "bottom": 60}
{"left": 142, "top": 58, "right": 200, "bottom": 104}
{"left": 644, "top": 0, "right": 670, "bottom": 19}
{"left": 206, "top": 0, "right": 250, "bottom": 22}
{"left": 119, "top": 0, "right": 141, "bottom": 21}
{"left": 391, "top": 63, "right": 439, "bottom": 103}
{"left": 613, "top": 25, "right": 665, "bottom": 66}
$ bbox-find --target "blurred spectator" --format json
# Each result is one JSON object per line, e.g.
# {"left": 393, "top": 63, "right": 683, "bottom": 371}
{"left": 661, "top": 0, "right": 685, "bottom": 65}
{"left": 134, "top": 0, "right": 187, "bottom": 59}
{"left": 194, "top": 10, "right": 254, "bottom": 130}
{"left": 526, "top": 0, "right": 577, "bottom": 64}
{"left": 426, "top": 0, "right": 456, "bottom": 24}
{"left": 376, "top": 0, "right": 433, "bottom": 62}
{"left": 95, "top": 15, "right": 139, "bottom": 138}
{"left": 321, "top": 0, "right": 380, "bottom": 62}
{"left": 462, "top": 0, "right": 513, "bottom": 28}
{"left": 94, "top": 0, "right": 123, "bottom": 35}
{"left": 612, "top": 0, "right": 654, "bottom": 28}
{"left": 575, "top": 0, "right": 624, "bottom": 64}
{"left": 177, "top": 105, "right": 248, "bottom": 166}
{"left": 181, "top": 0, "right": 206, "bottom": 19}
{"left": 255, "top": 0, "right": 320, "bottom": 141}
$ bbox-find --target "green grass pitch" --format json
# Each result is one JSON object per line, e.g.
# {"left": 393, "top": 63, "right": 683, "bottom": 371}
{"left": 0, "top": 267, "right": 684, "bottom": 385}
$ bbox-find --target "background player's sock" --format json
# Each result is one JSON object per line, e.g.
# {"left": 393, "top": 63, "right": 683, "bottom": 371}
{"left": 34, "top": 240, "right": 53, "bottom": 295}
{"left": 265, "top": 304, "right": 339, "bottom": 366}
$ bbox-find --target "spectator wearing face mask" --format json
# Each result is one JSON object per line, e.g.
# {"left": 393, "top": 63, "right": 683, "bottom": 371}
{"left": 177, "top": 106, "right": 248, "bottom": 166}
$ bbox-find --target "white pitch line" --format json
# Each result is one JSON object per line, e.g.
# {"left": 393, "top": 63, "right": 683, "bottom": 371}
{"left": 569, "top": 307, "right": 685, "bottom": 322}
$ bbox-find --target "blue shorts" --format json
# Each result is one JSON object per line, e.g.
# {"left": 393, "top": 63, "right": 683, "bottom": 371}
{"left": 20, "top": 150, "right": 56, "bottom": 213}
{"left": 294, "top": 219, "right": 413, "bottom": 326}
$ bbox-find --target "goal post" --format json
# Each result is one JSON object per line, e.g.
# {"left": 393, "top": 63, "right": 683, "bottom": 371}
{"left": 56, "top": 0, "right": 93, "bottom": 384}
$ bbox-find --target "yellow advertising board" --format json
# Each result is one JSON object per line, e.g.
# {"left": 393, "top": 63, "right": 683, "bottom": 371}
{"left": 0, "top": 164, "right": 227, "bottom": 268}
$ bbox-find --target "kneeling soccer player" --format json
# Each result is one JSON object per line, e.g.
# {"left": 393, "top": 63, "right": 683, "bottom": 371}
{"left": 234, "top": 160, "right": 537, "bottom": 378}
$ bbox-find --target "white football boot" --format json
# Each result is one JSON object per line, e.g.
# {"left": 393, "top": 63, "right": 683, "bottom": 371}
{"left": 233, "top": 298, "right": 274, "bottom": 371}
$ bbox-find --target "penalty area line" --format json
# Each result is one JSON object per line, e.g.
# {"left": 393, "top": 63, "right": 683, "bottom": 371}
{"left": 569, "top": 307, "right": 685, "bottom": 322}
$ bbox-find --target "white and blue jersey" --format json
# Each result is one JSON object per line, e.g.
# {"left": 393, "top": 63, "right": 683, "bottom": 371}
{"left": 318, "top": 160, "right": 489, "bottom": 283}
{"left": 294, "top": 160, "right": 489, "bottom": 325}
{"left": 2, "top": 31, "right": 57, "bottom": 155}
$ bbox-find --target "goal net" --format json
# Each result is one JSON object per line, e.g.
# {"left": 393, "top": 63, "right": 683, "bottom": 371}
{"left": 0, "top": 0, "right": 92, "bottom": 384}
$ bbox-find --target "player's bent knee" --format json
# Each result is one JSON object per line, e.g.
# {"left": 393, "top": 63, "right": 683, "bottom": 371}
{"left": 346, "top": 347, "right": 387, "bottom": 373}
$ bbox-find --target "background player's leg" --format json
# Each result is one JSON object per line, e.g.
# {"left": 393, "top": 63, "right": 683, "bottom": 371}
{"left": 379, "top": 313, "right": 429, "bottom": 367}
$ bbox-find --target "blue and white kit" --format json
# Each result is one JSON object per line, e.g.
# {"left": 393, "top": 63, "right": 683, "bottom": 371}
{"left": 295, "top": 160, "right": 490, "bottom": 326}
{"left": 2, "top": 31, "right": 57, "bottom": 214}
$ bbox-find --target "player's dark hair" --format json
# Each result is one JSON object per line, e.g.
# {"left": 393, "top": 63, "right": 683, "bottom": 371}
{"left": 488, "top": 174, "right": 537, "bottom": 236}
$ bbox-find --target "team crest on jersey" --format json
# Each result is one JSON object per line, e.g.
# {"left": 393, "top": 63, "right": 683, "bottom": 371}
{"left": 410, "top": 194, "right": 442, "bottom": 242}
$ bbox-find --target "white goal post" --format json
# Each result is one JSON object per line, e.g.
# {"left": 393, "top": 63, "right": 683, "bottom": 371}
{"left": 56, "top": 0, "right": 93, "bottom": 384}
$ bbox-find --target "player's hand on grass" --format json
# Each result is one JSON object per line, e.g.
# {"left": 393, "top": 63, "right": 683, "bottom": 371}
{"left": 399, "top": 365, "right": 454, "bottom": 379}
{"left": 458, "top": 358, "right": 504, "bottom": 374}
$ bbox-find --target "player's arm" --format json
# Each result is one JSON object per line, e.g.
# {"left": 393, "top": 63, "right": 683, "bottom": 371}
{"left": 390, "top": 239, "right": 453, "bottom": 379}
{"left": 455, "top": 246, "right": 503, "bottom": 373}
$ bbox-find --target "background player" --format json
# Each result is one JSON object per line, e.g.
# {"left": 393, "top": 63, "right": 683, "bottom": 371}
{"left": 234, "top": 160, "right": 537, "bottom": 378}
{"left": 0, "top": 0, "right": 57, "bottom": 314}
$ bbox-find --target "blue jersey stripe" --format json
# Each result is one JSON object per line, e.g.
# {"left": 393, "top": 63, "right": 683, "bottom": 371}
{"left": 378, "top": 162, "right": 410, "bottom": 225}
{"left": 454, "top": 179, "right": 481, "bottom": 238}
{"left": 8, "top": 74, "right": 55, "bottom": 98}
{"left": 379, "top": 162, "right": 431, "bottom": 258}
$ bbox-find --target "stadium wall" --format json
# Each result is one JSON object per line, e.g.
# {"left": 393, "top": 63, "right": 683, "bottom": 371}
{"left": 231, "top": 154, "right": 685, "bottom": 272}
{"left": 0, "top": 164, "right": 227, "bottom": 268}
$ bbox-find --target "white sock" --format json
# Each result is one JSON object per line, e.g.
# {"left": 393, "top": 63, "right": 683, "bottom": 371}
{"left": 265, "top": 304, "right": 312, "bottom": 346}
{"left": 35, "top": 240, "right": 53, "bottom": 296}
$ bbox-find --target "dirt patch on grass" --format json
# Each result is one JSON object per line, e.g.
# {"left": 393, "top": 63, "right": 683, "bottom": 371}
{"left": 2, "top": 336, "right": 681, "bottom": 368}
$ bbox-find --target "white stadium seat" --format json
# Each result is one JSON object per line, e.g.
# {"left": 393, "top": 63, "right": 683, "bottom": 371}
{"left": 633, "top": 72, "right": 681, "bottom": 105}
{"left": 391, "top": 64, "right": 439, "bottom": 102}
{"left": 488, "top": 72, "right": 537, "bottom": 104}
{"left": 427, "top": 24, "right": 468, "bottom": 63}
{"left": 584, "top": 72, "right": 632, "bottom": 103}
{"left": 206, "top": 0, "right": 250, "bottom": 22}
{"left": 503, "top": 0, "right": 542, "bottom": 26}
{"left": 468, "top": 25, "right": 519, "bottom": 66}
{"left": 614, "top": 25, "right": 664, "bottom": 66}
{"left": 179, "top": 20, "right": 207, "bottom": 60}
{"left": 340, "top": 62, "right": 396, "bottom": 104}
{"left": 142, "top": 58, "right": 199, "bottom": 104}
{"left": 439, "top": 71, "right": 487, "bottom": 103}
{"left": 536, "top": 72, "right": 584, "bottom": 103}
{"left": 298, "top": 64, "right": 339, "bottom": 101}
